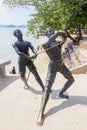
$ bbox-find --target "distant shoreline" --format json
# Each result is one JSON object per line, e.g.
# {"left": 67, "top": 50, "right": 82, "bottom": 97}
{"left": 0, "top": 24, "right": 27, "bottom": 28}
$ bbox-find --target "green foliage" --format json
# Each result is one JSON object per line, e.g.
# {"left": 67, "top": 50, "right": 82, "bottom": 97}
{"left": 3, "top": 0, "right": 87, "bottom": 37}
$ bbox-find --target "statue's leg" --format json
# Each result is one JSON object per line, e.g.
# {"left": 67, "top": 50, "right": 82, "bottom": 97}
{"left": 37, "top": 88, "right": 50, "bottom": 126}
{"left": 21, "top": 73, "right": 30, "bottom": 89}
{"left": 59, "top": 64, "right": 74, "bottom": 99}
{"left": 27, "top": 62, "right": 44, "bottom": 91}
{"left": 32, "top": 69, "right": 45, "bottom": 91}
{"left": 37, "top": 66, "right": 56, "bottom": 126}
{"left": 19, "top": 62, "right": 30, "bottom": 89}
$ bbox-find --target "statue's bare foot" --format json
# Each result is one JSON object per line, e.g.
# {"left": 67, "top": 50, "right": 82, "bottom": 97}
{"left": 24, "top": 83, "right": 30, "bottom": 89}
{"left": 37, "top": 115, "right": 44, "bottom": 126}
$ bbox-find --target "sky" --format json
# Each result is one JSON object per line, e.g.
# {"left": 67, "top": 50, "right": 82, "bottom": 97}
{"left": 0, "top": 0, "right": 35, "bottom": 25}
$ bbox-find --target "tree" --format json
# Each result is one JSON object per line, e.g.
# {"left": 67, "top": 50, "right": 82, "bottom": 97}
{"left": 3, "top": 0, "right": 87, "bottom": 41}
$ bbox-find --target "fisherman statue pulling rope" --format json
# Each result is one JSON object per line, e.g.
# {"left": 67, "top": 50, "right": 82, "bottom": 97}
{"left": 13, "top": 29, "right": 44, "bottom": 91}
{"left": 37, "top": 28, "right": 75, "bottom": 126}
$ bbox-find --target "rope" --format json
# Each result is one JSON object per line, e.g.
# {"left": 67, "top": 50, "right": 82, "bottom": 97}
{"left": 37, "top": 40, "right": 65, "bottom": 56}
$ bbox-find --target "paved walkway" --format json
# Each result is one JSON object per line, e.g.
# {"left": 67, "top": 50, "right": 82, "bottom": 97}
{"left": 0, "top": 72, "right": 87, "bottom": 130}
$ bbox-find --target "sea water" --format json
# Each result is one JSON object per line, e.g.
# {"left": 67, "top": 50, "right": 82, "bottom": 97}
{"left": 0, "top": 27, "right": 39, "bottom": 74}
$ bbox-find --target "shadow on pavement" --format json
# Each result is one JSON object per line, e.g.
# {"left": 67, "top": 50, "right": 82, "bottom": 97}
{"left": 24, "top": 85, "right": 44, "bottom": 95}
{"left": 0, "top": 75, "right": 19, "bottom": 91}
{"left": 45, "top": 95, "right": 87, "bottom": 121}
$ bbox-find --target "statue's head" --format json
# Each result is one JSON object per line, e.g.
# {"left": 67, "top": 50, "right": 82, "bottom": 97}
{"left": 45, "top": 28, "right": 54, "bottom": 38}
{"left": 13, "top": 29, "right": 23, "bottom": 38}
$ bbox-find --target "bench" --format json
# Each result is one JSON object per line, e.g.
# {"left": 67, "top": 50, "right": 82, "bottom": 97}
{"left": 0, "top": 60, "right": 11, "bottom": 77}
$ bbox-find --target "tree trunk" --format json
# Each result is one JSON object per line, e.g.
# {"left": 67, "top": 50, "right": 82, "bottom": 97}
{"left": 65, "top": 29, "right": 80, "bottom": 45}
{"left": 75, "top": 26, "right": 83, "bottom": 41}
